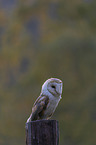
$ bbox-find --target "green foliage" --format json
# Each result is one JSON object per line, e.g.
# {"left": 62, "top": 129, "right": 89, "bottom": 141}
{"left": 0, "top": 1, "right": 96, "bottom": 145}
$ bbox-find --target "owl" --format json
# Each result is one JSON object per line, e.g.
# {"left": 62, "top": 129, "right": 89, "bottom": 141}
{"left": 27, "top": 78, "right": 63, "bottom": 122}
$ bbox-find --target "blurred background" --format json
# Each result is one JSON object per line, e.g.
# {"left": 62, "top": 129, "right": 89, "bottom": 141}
{"left": 0, "top": 0, "right": 96, "bottom": 145}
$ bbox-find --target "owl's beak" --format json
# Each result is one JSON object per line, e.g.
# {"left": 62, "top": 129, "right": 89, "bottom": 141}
{"left": 56, "top": 83, "right": 62, "bottom": 95}
{"left": 60, "top": 83, "right": 63, "bottom": 95}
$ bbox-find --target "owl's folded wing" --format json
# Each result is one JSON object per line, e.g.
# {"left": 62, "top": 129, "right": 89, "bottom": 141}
{"left": 27, "top": 95, "right": 49, "bottom": 122}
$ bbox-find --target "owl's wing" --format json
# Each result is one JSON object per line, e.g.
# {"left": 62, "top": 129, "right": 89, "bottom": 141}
{"left": 30, "top": 95, "right": 49, "bottom": 121}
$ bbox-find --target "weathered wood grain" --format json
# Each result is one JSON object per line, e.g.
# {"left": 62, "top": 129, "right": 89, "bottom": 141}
{"left": 25, "top": 120, "right": 59, "bottom": 145}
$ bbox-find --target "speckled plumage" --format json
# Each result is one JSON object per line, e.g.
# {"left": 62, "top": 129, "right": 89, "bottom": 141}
{"left": 27, "top": 78, "right": 63, "bottom": 122}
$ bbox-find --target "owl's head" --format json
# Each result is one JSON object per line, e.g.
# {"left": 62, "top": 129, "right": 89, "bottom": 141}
{"left": 41, "top": 78, "right": 63, "bottom": 97}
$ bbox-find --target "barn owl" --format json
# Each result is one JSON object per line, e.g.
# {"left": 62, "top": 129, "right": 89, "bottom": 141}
{"left": 27, "top": 78, "right": 63, "bottom": 122}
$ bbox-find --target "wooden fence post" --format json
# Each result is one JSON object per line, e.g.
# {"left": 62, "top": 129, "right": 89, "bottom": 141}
{"left": 25, "top": 120, "right": 59, "bottom": 145}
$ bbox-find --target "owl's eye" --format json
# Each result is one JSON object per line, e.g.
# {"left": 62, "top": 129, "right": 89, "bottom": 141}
{"left": 51, "top": 85, "right": 56, "bottom": 89}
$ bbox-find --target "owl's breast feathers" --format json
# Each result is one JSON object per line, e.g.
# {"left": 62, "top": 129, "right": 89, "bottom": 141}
{"left": 30, "top": 95, "right": 49, "bottom": 121}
